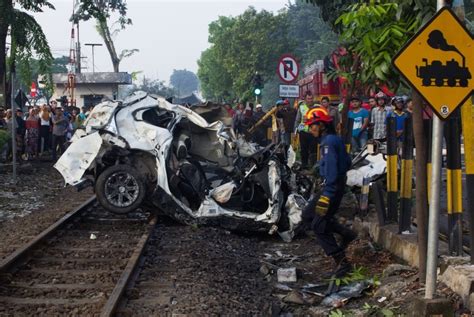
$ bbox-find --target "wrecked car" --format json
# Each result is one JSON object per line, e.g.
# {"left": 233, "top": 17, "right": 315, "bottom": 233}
{"left": 55, "top": 91, "right": 309, "bottom": 239}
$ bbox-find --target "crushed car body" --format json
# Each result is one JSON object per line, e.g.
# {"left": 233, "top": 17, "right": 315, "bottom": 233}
{"left": 55, "top": 91, "right": 309, "bottom": 240}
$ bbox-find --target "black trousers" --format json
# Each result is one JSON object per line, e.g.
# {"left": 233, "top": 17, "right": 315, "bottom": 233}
{"left": 52, "top": 135, "right": 66, "bottom": 161}
{"left": 303, "top": 178, "right": 351, "bottom": 256}
{"left": 299, "top": 131, "right": 318, "bottom": 168}
{"left": 39, "top": 126, "right": 50, "bottom": 152}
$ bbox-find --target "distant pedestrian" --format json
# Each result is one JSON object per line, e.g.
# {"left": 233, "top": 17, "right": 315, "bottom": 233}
{"left": 66, "top": 114, "right": 75, "bottom": 141}
{"left": 75, "top": 107, "right": 88, "bottom": 129}
{"left": 370, "top": 96, "right": 388, "bottom": 142}
{"left": 51, "top": 107, "right": 68, "bottom": 161}
{"left": 232, "top": 103, "right": 247, "bottom": 135}
{"left": 244, "top": 103, "right": 254, "bottom": 119}
{"left": 386, "top": 97, "right": 407, "bottom": 141}
{"left": 348, "top": 97, "right": 370, "bottom": 153}
{"left": 405, "top": 98, "right": 413, "bottom": 116}
{"left": 320, "top": 96, "right": 341, "bottom": 132}
{"left": 295, "top": 91, "right": 318, "bottom": 169}
{"left": 224, "top": 104, "right": 235, "bottom": 118}
{"left": 0, "top": 107, "right": 6, "bottom": 129}
{"left": 4, "top": 110, "right": 13, "bottom": 160}
{"left": 250, "top": 104, "right": 269, "bottom": 146}
{"left": 15, "top": 109, "right": 26, "bottom": 159}
{"left": 39, "top": 104, "right": 52, "bottom": 153}
{"left": 25, "top": 108, "right": 40, "bottom": 160}
{"left": 276, "top": 99, "right": 297, "bottom": 148}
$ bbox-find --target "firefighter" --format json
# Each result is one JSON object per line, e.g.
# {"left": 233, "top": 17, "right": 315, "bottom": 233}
{"left": 303, "top": 112, "right": 357, "bottom": 277}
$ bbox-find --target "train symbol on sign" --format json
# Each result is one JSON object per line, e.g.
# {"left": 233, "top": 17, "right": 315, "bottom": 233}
{"left": 416, "top": 30, "right": 471, "bottom": 87}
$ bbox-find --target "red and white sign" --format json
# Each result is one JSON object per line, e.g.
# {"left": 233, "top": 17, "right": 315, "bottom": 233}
{"left": 277, "top": 54, "right": 300, "bottom": 84}
{"left": 30, "top": 82, "right": 37, "bottom": 98}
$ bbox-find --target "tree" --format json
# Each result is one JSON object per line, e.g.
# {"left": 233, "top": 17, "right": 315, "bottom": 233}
{"left": 287, "top": 1, "right": 338, "bottom": 66}
{"left": 198, "top": 7, "right": 294, "bottom": 102}
{"left": 197, "top": 46, "right": 233, "bottom": 101}
{"left": 169, "top": 69, "right": 199, "bottom": 97}
{"left": 0, "top": 0, "right": 54, "bottom": 106}
{"left": 335, "top": 2, "right": 435, "bottom": 91}
{"left": 72, "top": 0, "right": 137, "bottom": 72}
{"left": 304, "top": 0, "right": 358, "bottom": 30}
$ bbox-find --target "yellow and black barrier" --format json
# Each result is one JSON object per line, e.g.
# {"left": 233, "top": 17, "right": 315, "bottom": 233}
{"left": 445, "top": 109, "right": 463, "bottom": 256}
{"left": 386, "top": 117, "right": 398, "bottom": 222}
{"left": 461, "top": 99, "right": 474, "bottom": 263}
{"left": 344, "top": 118, "right": 354, "bottom": 154}
{"left": 399, "top": 116, "right": 414, "bottom": 233}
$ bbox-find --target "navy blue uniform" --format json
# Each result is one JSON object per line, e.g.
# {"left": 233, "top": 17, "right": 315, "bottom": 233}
{"left": 304, "top": 133, "right": 354, "bottom": 256}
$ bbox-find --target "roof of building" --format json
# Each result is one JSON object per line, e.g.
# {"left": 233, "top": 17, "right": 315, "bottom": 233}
{"left": 52, "top": 72, "right": 132, "bottom": 85}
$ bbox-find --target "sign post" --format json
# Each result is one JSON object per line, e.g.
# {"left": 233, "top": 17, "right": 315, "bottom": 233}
{"left": 393, "top": 3, "right": 474, "bottom": 299}
{"left": 10, "top": 71, "right": 17, "bottom": 183}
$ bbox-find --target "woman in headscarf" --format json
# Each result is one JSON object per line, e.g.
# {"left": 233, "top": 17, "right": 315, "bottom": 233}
{"left": 25, "top": 108, "right": 40, "bottom": 160}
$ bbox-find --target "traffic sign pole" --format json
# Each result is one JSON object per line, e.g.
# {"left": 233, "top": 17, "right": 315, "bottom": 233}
{"left": 425, "top": 0, "right": 446, "bottom": 300}
{"left": 10, "top": 71, "right": 17, "bottom": 184}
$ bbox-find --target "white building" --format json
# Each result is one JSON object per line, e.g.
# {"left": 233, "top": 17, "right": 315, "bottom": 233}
{"left": 51, "top": 72, "right": 132, "bottom": 108}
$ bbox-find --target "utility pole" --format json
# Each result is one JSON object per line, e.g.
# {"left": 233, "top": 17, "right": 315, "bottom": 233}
{"left": 85, "top": 43, "right": 102, "bottom": 73}
{"left": 76, "top": 22, "right": 81, "bottom": 74}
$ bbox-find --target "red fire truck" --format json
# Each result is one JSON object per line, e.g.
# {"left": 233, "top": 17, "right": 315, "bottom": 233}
{"left": 298, "top": 47, "right": 394, "bottom": 103}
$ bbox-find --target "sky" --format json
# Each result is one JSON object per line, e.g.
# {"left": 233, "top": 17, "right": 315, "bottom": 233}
{"left": 33, "top": 0, "right": 289, "bottom": 83}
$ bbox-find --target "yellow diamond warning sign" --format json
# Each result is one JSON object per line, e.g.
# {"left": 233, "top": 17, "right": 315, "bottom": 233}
{"left": 393, "top": 7, "right": 474, "bottom": 119}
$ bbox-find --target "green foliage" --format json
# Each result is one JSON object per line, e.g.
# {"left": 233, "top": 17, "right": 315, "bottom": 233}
{"left": 329, "top": 309, "right": 347, "bottom": 317}
{"left": 332, "top": 265, "right": 371, "bottom": 286}
{"left": 198, "top": 3, "right": 337, "bottom": 103}
{"left": 9, "top": 5, "right": 54, "bottom": 95}
{"left": 287, "top": 1, "right": 338, "bottom": 66}
{"left": 169, "top": 69, "right": 199, "bottom": 97}
{"left": 197, "top": 46, "right": 233, "bottom": 102}
{"left": 304, "top": 0, "right": 358, "bottom": 29}
{"left": 72, "top": 0, "right": 131, "bottom": 27}
{"left": 198, "top": 7, "right": 293, "bottom": 102}
{"left": 363, "top": 303, "right": 396, "bottom": 316}
{"left": 334, "top": 0, "right": 436, "bottom": 92}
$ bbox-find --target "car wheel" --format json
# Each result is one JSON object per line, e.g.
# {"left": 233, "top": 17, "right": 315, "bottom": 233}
{"left": 95, "top": 165, "right": 146, "bottom": 214}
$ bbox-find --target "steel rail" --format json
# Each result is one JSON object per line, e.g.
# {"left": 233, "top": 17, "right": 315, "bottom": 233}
{"left": 0, "top": 196, "right": 97, "bottom": 273}
{"left": 100, "top": 215, "right": 157, "bottom": 317}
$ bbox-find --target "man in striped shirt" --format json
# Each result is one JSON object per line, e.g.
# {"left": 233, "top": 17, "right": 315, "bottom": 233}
{"left": 370, "top": 96, "right": 388, "bottom": 142}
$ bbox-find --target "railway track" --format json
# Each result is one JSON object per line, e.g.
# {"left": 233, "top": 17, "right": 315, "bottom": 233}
{"left": 0, "top": 196, "right": 156, "bottom": 316}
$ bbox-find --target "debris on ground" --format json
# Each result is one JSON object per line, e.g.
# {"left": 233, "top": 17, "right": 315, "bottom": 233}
{"left": 277, "top": 267, "right": 298, "bottom": 283}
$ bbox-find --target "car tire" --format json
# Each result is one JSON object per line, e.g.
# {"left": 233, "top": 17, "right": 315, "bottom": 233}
{"left": 95, "top": 165, "right": 147, "bottom": 214}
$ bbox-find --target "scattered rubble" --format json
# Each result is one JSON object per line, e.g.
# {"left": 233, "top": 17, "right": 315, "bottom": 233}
{"left": 277, "top": 267, "right": 298, "bottom": 283}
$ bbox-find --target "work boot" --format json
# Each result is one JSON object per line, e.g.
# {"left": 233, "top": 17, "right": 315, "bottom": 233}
{"left": 340, "top": 230, "right": 358, "bottom": 250}
{"left": 331, "top": 252, "right": 352, "bottom": 278}
{"left": 332, "top": 221, "right": 358, "bottom": 250}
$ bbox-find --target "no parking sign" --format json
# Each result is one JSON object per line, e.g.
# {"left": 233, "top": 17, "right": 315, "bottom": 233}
{"left": 277, "top": 54, "right": 299, "bottom": 84}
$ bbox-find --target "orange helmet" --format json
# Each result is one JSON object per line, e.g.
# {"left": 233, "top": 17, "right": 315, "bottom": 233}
{"left": 305, "top": 112, "right": 333, "bottom": 126}
{"left": 305, "top": 107, "right": 328, "bottom": 121}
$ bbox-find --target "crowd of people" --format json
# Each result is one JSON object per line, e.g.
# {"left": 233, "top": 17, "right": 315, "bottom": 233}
{"left": 0, "top": 91, "right": 413, "bottom": 167}
{"left": 0, "top": 101, "right": 90, "bottom": 163}
{"left": 225, "top": 91, "right": 413, "bottom": 170}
